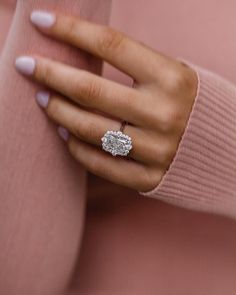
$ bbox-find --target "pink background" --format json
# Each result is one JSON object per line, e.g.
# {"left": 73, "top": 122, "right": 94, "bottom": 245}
{"left": 1, "top": 1, "right": 236, "bottom": 294}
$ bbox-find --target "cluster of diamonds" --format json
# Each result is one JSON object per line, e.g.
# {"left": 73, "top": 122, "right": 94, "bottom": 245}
{"left": 101, "top": 130, "right": 133, "bottom": 157}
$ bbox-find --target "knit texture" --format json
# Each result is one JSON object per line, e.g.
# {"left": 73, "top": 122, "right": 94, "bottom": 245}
{"left": 141, "top": 65, "right": 236, "bottom": 218}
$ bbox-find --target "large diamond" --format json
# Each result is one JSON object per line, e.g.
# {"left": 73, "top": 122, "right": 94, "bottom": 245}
{"left": 101, "top": 131, "right": 132, "bottom": 156}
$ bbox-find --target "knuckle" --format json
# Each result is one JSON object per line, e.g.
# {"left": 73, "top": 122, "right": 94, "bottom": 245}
{"left": 63, "top": 17, "right": 78, "bottom": 39}
{"left": 97, "top": 27, "right": 125, "bottom": 55}
{"left": 73, "top": 78, "right": 102, "bottom": 106}
{"left": 85, "top": 80, "right": 102, "bottom": 102}
{"left": 76, "top": 121, "right": 96, "bottom": 141}
{"left": 38, "top": 62, "right": 54, "bottom": 85}
{"left": 158, "top": 104, "right": 180, "bottom": 133}
{"left": 169, "top": 70, "right": 185, "bottom": 91}
{"left": 68, "top": 138, "right": 78, "bottom": 158}
{"left": 138, "top": 167, "right": 163, "bottom": 192}
{"left": 157, "top": 140, "right": 176, "bottom": 166}
{"left": 87, "top": 155, "right": 102, "bottom": 176}
{"left": 167, "top": 66, "right": 196, "bottom": 93}
{"left": 46, "top": 98, "right": 61, "bottom": 121}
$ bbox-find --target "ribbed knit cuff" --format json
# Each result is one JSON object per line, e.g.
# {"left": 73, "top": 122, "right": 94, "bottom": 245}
{"left": 140, "top": 64, "right": 236, "bottom": 219}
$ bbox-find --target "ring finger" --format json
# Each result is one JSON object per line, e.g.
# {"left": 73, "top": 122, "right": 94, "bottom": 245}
{"left": 39, "top": 92, "right": 159, "bottom": 164}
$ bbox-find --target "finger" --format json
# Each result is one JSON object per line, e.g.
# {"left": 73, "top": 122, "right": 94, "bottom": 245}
{"left": 66, "top": 135, "right": 160, "bottom": 192}
{"left": 41, "top": 93, "right": 162, "bottom": 165}
{"left": 17, "top": 56, "right": 146, "bottom": 125}
{"left": 30, "top": 11, "right": 167, "bottom": 82}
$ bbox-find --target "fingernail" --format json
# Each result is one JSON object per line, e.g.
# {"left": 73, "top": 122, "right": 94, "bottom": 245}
{"left": 36, "top": 91, "right": 50, "bottom": 108}
{"left": 30, "top": 10, "right": 56, "bottom": 28}
{"left": 15, "top": 56, "right": 36, "bottom": 75}
{"left": 58, "top": 126, "right": 69, "bottom": 142}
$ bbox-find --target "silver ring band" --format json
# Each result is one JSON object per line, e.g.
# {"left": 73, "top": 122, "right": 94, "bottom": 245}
{"left": 101, "top": 81, "right": 134, "bottom": 157}
{"left": 120, "top": 120, "right": 127, "bottom": 132}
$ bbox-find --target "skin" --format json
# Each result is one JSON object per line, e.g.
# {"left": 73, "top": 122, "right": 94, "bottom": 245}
{"left": 16, "top": 13, "right": 198, "bottom": 192}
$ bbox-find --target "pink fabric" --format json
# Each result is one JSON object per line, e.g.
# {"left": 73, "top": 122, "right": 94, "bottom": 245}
{"left": 0, "top": 1, "right": 110, "bottom": 294}
{"left": 141, "top": 63, "right": 236, "bottom": 218}
{"left": 1, "top": 0, "right": 236, "bottom": 294}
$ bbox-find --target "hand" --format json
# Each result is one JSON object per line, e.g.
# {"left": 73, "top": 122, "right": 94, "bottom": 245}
{"left": 15, "top": 11, "right": 198, "bottom": 192}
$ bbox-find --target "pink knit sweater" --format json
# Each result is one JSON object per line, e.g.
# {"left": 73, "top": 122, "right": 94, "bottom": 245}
{"left": 142, "top": 63, "right": 236, "bottom": 218}
{"left": 1, "top": 1, "right": 236, "bottom": 294}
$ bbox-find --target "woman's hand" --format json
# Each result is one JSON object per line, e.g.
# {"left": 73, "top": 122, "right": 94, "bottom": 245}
{"left": 15, "top": 11, "right": 198, "bottom": 192}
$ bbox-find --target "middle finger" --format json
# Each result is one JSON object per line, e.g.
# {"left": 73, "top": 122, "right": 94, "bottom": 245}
{"left": 16, "top": 56, "right": 146, "bottom": 126}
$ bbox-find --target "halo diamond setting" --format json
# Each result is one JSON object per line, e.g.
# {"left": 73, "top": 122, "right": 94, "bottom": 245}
{"left": 101, "top": 131, "right": 132, "bottom": 157}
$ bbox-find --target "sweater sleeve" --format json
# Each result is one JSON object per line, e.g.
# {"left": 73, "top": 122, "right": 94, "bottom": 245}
{"left": 140, "top": 63, "right": 236, "bottom": 219}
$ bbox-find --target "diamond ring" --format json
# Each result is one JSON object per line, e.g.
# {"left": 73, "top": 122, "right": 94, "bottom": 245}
{"left": 101, "top": 122, "right": 133, "bottom": 157}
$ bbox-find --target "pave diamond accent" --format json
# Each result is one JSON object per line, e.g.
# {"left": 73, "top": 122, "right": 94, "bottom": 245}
{"left": 101, "top": 130, "right": 132, "bottom": 157}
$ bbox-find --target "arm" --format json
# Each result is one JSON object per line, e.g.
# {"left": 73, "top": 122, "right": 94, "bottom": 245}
{"left": 0, "top": 1, "right": 111, "bottom": 294}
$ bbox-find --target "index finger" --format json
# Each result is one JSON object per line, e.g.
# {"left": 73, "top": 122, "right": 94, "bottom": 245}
{"left": 30, "top": 11, "right": 165, "bottom": 82}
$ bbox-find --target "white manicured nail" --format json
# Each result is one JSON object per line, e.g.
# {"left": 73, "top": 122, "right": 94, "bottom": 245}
{"left": 58, "top": 126, "right": 69, "bottom": 142}
{"left": 30, "top": 10, "right": 56, "bottom": 28}
{"left": 36, "top": 91, "right": 50, "bottom": 108}
{"left": 15, "top": 56, "right": 36, "bottom": 75}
